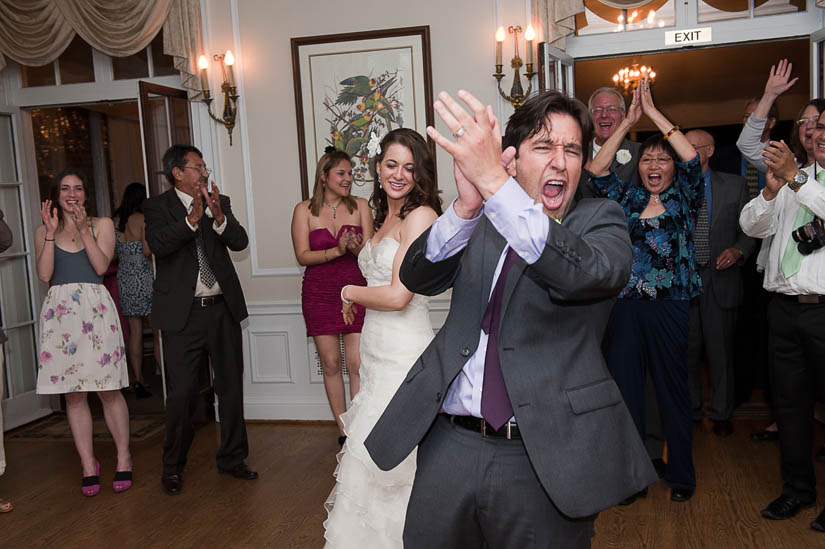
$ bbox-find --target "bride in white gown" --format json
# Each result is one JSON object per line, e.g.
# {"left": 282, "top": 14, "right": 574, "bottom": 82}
{"left": 324, "top": 129, "right": 442, "bottom": 548}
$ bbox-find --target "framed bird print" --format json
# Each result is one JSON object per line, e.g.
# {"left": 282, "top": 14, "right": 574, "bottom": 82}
{"left": 291, "top": 26, "right": 434, "bottom": 200}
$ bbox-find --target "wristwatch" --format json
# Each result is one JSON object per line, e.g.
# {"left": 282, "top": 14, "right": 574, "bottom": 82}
{"left": 788, "top": 170, "right": 808, "bottom": 192}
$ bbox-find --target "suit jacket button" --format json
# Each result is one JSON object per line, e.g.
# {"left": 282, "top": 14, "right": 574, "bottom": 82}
{"left": 436, "top": 392, "right": 442, "bottom": 401}
{"left": 460, "top": 346, "right": 471, "bottom": 357}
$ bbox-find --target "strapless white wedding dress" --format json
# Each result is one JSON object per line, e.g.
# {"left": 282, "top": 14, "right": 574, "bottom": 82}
{"left": 324, "top": 238, "right": 434, "bottom": 548}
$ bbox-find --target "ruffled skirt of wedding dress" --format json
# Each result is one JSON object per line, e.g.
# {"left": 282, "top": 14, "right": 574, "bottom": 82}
{"left": 323, "top": 304, "right": 432, "bottom": 548}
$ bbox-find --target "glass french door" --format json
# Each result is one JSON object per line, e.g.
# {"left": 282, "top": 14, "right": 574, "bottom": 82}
{"left": 0, "top": 111, "right": 50, "bottom": 430}
{"left": 812, "top": 27, "right": 825, "bottom": 99}
{"left": 136, "top": 80, "right": 198, "bottom": 406}
{"left": 137, "top": 81, "right": 193, "bottom": 199}
{"left": 538, "top": 43, "right": 575, "bottom": 96}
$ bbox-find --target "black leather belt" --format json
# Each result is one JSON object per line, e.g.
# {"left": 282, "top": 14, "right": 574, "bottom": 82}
{"left": 193, "top": 295, "right": 224, "bottom": 307}
{"left": 777, "top": 294, "right": 825, "bottom": 304}
{"left": 449, "top": 415, "right": 521, "bottom": 440}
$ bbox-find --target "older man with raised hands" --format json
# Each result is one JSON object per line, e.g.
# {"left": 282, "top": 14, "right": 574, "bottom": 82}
{"left": 739, "top": 115, "right": 825, "bottom": 533}
{"left": 365, "top": 89, "right": 656, "bottom": 548}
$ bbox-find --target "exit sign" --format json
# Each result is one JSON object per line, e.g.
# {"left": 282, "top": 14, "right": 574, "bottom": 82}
{"left": 665, "top": 27, "right": 712, "bottom": 46}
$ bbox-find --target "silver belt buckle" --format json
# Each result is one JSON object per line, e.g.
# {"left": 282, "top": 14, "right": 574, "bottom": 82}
{"left": 505, "top": 422, "right": 512, "bottom": 440}
{"left": 799, "top": 295, "right": 820, "bottom": 304}
{"left": 481, "top": 419, "right": 487, "bottom": 437}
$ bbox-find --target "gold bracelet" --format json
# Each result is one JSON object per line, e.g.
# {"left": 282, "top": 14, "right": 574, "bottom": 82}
{"left": 663, "top": 125, "right": 679, "bottom": 141}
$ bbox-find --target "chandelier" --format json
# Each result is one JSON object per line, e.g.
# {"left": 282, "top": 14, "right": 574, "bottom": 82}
{"left": 612, "top": 64, "right": 656, "bottom": 93}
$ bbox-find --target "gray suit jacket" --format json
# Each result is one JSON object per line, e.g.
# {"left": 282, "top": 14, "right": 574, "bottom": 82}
{"left": 703, "top": 170, "right": 757, "bottom": 308}
{"left": 579, "top": 138, "right": 642, "bottom": 199}
{"left": 365, "top": 198, "right": 657, "bottom": 518}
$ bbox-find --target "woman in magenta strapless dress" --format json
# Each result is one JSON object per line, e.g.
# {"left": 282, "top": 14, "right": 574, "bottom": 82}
{"left": 291, "top": 147, "right": 373, "bottom": 444}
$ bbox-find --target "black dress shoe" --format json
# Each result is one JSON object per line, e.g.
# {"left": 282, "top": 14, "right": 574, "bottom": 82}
{"left": 712, "top": 419, "right": 734, "bottom": 437}
{"left": 671, "top": 488, "right": 694, "bottom": 502}
{"left": 761, "top": 494, "right": 814, "bottom": 519}
{"left": 812, "top": 507, "right": 825, "bottom": 532}
{"left": 134, "top": 381, "right": 152, "bottom": 399}
{"left": 751, "top": 429, "right": 779, "bottom": 442}
{"left": 651, "top": 458, "right": 666, "bottom": 479}
{"left": 816, "top": 446, "right": 825, "bottom": 463}
{"left": 219, "top": 462, "right": 259, "bottom": 480}
{"left": 618, "top": 488, "right": 648, "bottom": 506}
{"left": 162, "top": 473, "right": 183, "bottom": 495}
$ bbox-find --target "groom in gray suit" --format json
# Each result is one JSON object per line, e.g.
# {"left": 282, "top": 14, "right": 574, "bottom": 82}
{"left": 365, "top": 90, "right": 657, "bottom": 548}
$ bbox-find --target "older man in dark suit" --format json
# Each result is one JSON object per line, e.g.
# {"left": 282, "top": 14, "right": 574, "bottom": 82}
{"left": 685, "top": 129, "right": 756, "bottom": 436}
{"left": 144, "top": 144, "right": 256, "bottom": 495}
{"left": 365, "top": 90, "right": 656, "bottom": 548}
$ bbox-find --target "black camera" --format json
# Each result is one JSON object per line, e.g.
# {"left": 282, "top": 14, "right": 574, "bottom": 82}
{"left": 791, "top": 217, "right": 825, "bottom": 255}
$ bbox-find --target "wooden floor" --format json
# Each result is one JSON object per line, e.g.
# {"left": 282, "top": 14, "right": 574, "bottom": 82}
{"left": 2, "top": 417, "right": 825, "bottom": 548}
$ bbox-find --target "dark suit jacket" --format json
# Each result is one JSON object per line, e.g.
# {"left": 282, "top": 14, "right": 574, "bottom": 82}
{"left": 365, "top": 198, "right": 657, "bottom": 518}
{"left": 143, "top": 188, "right": 248, "bottom": 332}
{"left": 579, "top": 138, "right": 642, "bottom": 199}
{"left": 703, "top": 170, "right": 757, "bottom": 308}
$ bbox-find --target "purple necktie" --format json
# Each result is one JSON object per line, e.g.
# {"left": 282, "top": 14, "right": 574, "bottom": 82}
{"left": 480, "top": 247, "right": 519, "bottom": 431}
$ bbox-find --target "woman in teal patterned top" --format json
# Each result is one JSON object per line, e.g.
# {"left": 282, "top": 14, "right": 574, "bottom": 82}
{"left": 587, "top": 77, "right": 701, "bottom": 504}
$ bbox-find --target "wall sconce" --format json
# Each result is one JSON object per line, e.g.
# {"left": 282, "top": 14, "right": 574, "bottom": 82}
{"left": 198, "top": 51, "right": 239, "bottom": 145}
{"left": 494, "top": 25, "right": 536, "bottom": 109}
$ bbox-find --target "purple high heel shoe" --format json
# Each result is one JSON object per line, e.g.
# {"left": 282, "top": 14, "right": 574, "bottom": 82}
{"left": 81, "top": 460, "right": 101, "bottom": 497}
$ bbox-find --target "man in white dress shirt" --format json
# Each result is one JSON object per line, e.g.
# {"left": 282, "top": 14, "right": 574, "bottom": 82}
{"left": 739, "top": 111, "right": 825, "bottom": 532}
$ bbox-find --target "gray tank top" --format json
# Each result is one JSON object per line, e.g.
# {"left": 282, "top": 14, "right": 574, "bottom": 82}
{"left": 50, "top": 222, "right": 103, "bottom": 286}
{"left": 50, "top": 247, "right": 103, "bottom": 286}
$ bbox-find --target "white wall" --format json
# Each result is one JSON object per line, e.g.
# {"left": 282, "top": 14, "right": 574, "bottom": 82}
{"left": 200, "top": 0, "right": 533, "bottom": 419}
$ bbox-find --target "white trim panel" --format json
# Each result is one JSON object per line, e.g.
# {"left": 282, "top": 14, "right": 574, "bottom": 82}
{"left": 241, "top": 295, "right": 451, "bottom": 420}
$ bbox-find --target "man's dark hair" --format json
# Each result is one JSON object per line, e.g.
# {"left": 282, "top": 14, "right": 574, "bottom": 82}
{"left": 503, "top": 91, "right": 593, "bottom": 164}
{"left": 746, "top": 96, "right": 779, "bottom": 123}
{"left": 162, "top": 144, "right": 203, "bottom": 185}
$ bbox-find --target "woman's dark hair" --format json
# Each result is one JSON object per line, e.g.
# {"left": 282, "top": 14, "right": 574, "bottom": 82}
{"left": 48, "top": 168, "right": 90, "bottom": 228}
{"left": 369, "top": 128, "right": 442, "bottom": 231}
{"left": 639, "top": 134, "right": 678, "bottom": 164}
{"left": 308, "top": 147, "right": 356, "bottom": 217}
{"left": 113, "top": 182, "right": 147, "bottom": 232}
{"left": 503, "top": 90, "right": 593, "bottom": 163}
{"left": 790, "top": 99, "right": 825, "bottom": 165}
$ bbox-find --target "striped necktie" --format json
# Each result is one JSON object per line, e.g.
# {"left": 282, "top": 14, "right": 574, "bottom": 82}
{"left": 745, "top": 163, "right": 759, "bottom": 199}
{"left": 695, "top": 197, "right": 710, "bottom": 266}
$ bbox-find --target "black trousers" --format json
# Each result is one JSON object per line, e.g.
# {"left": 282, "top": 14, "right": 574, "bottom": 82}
{"left": 769, "top": 295, "right": 825, "bottom": 502}
{"left": 604, "top": 299, "right": 696, "bottom": 491}
{"left": 403, "top": 415, "right": 594, "bottom": 548}
{"left": 162, "top": 300, "right": 248, "bottom": 475}
{"left": 734, "top": 260, "right": 772, "bottom": 406}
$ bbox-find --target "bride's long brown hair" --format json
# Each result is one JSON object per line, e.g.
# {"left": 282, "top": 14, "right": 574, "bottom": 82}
{"left": 369, "top": 129, "right": 442, "bottom": 231}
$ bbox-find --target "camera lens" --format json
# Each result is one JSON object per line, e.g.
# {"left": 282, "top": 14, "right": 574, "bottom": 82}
{"left": 792, "top": 226, "right": 807, "bottom": 243}
{"left": 798, "top": 240, "right": 813, "bottom": 255}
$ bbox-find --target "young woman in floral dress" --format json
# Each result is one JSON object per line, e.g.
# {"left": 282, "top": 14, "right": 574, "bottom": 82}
{"left": 34, "top": 168, "right": 131, "bottom": 497}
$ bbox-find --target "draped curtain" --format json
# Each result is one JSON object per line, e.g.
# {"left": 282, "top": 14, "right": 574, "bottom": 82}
{"left": 0, "top": 0, "right": 204, "bottom": 98}
{"left": 533, "top": 0, "right": 585, "bottom": 50}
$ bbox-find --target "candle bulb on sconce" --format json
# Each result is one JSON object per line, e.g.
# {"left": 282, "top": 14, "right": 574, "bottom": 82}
{"left": 493, "top": 24, "right": 537, "bottom": 109}
{"left": 495, "top": 27, "right": 505, "bottom": 67}
{"left": 198, "top": 55, "right": 209, "bottom": 96}
{"left": 194, "top": 50, "right": 241, "bottom": 145}
{"left": 524, "top": 25, "right": 534, "bottom": 66}
{"left": 224, "top": 50, "right": 236, "bottom": 88}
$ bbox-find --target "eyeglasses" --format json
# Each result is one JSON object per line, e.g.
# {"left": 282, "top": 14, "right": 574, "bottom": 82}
{"left": 798, "top": 117, "right": 819, "bottom": 128}
{"left": 639, "top": 156, "right": 674, "bottom": 166}
{"left": 590, "top": 106, "right": 623, "bottom": 115}
{"left": 182, "top": 165, "right": 212, "bottom": 175}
